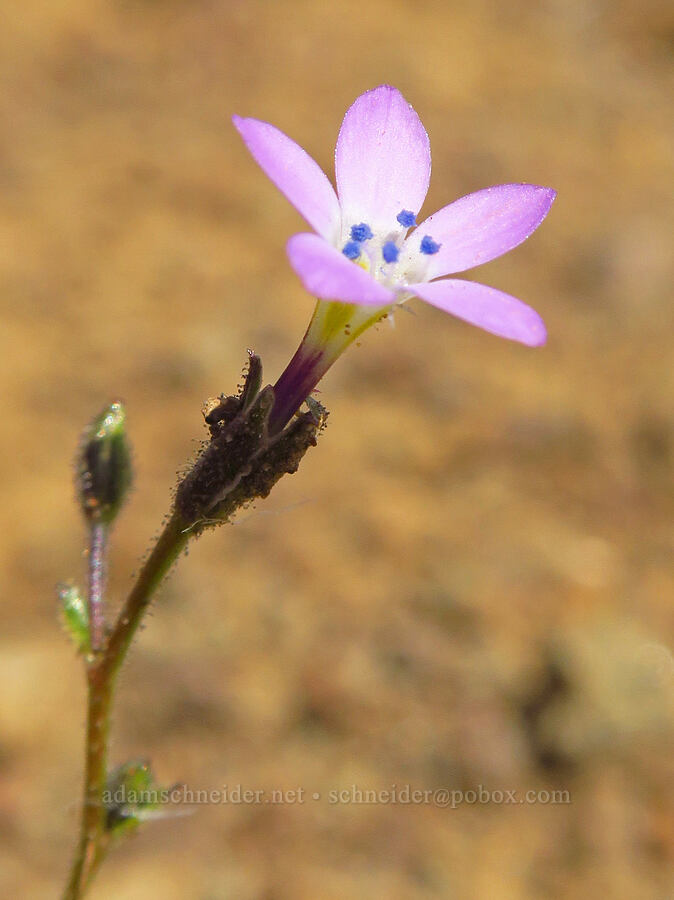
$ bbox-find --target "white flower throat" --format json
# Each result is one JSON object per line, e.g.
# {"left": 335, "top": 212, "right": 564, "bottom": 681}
{"left": 340, "top": 209, "right": 441, "bottom": 292}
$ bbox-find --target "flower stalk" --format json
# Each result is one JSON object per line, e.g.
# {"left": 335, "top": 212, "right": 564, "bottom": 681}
{"left": 62, "top": 359, "right": 325, "bottom": 899}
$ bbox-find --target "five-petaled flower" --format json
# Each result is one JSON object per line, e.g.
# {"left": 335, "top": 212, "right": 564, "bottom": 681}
{"left": 233, "top": 85, "right": 556, "bottom": 432}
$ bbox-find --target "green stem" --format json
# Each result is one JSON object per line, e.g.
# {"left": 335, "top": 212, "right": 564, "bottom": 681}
{"left": 62, "top": 511, "right": 191, "bottom": 900}
{"left": 62, "top": 667, "right": 113, "bottom": 899}
{"left": 99, "top": 513, "right": 190, "bottom": 684}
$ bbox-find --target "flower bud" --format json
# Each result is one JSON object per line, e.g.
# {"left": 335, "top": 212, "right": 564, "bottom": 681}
{"left": 76, "top": 402, "right": 132, "bottom": 525}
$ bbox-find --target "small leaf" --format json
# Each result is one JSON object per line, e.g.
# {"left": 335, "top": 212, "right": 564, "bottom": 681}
{"left": 103, "top": 759, "right": 171, "bottom": 836}
{"left": 57, "top": 583, "right": 90, "bottom": 653}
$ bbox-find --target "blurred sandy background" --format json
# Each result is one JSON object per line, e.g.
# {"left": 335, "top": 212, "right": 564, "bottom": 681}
{"left": 1, "top": 0, "right": 673, "bottom": 897}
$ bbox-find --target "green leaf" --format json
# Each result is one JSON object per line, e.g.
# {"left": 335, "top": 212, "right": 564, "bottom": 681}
{"left": 103, "top": 759, "right": 170, "bottom": 836}
{"left": 57, "top": 583, "right": 90, "bottom": 653}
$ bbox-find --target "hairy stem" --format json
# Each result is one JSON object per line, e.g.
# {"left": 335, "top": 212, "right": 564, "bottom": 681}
{"left": 99, "top": 513, "right": 190, "bottom": 684}
{"left": 62, "top": 667, "right": 113, "bottom": 899}
{"left": 62, "top": 511, "right": 191, "bottom": 899}
{"left": 87, "top": 522, "right": 108, "bottom": 653}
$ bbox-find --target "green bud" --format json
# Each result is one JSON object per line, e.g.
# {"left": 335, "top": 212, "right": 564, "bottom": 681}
{"left": 76, "top": 402, "right": 132, "bottom": 525}
{"left": 57, "top": 582, "right": 90, "bottom": 653}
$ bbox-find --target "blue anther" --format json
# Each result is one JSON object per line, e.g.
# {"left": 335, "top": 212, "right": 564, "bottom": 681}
{"left": 342, "top": 241, "right": 361, "bottom": 260}
{"left": 350, "top": 223, "right": 373, "bottom": 243}
{"left": 382, "top": 241, "right": 399, "bottom": 264}
{"left": 396, "top": 209, "right": 417, "bottom": 228}
{"left": 420, "top": 235, "right": 441, "bottom": 255}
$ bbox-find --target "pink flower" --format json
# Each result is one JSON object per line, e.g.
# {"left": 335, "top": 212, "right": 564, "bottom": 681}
{"left": 233, "top": 86, "right": 556, "bottom": 431}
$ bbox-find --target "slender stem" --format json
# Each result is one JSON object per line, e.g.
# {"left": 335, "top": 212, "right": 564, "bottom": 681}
{"left": 62, "top": 510, "right": 191, "bottom": 900}
{"left": 87, "top": 522, "right": 108, "bottom": 653}
{"left": 63, "top": 314, "right": 347, "bottom": 896}
{"left": 62, "top": 666, "right": 113, "bottom": 899}
{"left": 100, "top": 512, "right": 190, "bottom": 683}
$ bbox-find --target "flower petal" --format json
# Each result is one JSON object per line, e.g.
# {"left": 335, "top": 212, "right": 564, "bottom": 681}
{"left": 335, "top": 85, "right": 431, "bottom": 230}
{"left": 287, "top": 233, "right": 396, "bottom": 306}
{"left": 413, "top": 184, "right": 556, "bottom": 278}
{"left": 233, "top": 116, "right": 341, "bottom": 242}
{"left": 407, "top": 278, "right": 547, "bottom": 346}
